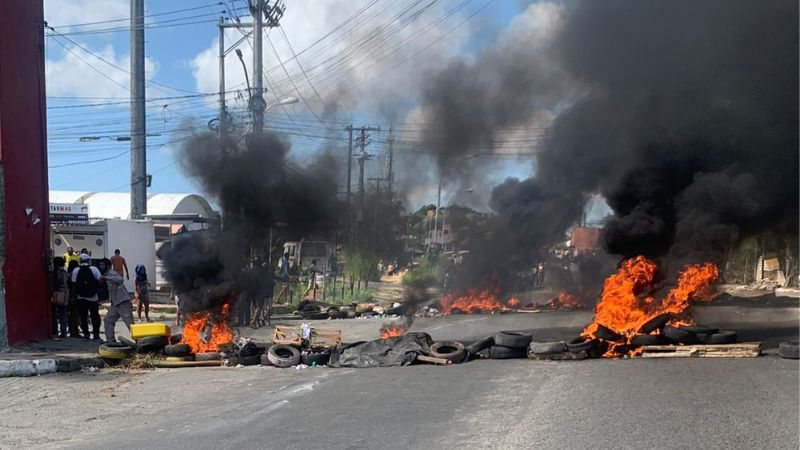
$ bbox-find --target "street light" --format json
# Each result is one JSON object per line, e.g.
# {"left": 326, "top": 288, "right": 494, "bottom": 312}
{"left": 266, "top": 96, "right": 298, "bottom": 111}
{"left": 79, "top": 133, "right": 160, "bottom": 142}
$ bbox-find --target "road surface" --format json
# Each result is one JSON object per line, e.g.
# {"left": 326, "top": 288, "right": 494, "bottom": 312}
{"left": 1, "top": 313, "right": 797, "bottom": 450}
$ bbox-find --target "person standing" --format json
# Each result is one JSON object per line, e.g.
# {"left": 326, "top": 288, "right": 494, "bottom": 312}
{"left": 96, "top": 259, "right": 110, "bottom": 304}
{"left": 302, "top": 259, "right": 323, "bottom": 298}
{"left": 103, "top": 265, "right": 133, "bottom": 343}
{"left": 110, "top": 249, "right": 129, "bottom": 281}
{"left": 71, "top": 254, "right": 102, "bottom": 340}
{"left": 50, "top": 257, "right": 69, "bottom": 339}
{"left": 275, "top": 252, "right": 291, "bottom": 304}
{"left": 536, "top": 262, "right": 546, "bottom": 287}
{"left": 134, "top": 265, "right": 151, "bottom": 322}
{"left": 63, "top": 247, "right": 79, "bottom": 267}
{"left": 66, "top": 259, "right": 81, "bottom": 338}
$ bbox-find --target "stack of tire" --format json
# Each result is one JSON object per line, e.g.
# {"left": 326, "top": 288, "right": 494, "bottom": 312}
{"left": 262, "top": 344, "right": 331, "bottom": 368}
{"left": 429, "top": 341, "right": 467, "bottom": 363}
{"left": 97, "top": 342, "right": 134, "bottom": 364}
{"left": 130, "top": 323, "right": 172, "bottom": 355}
{"left": 466, "top": 331, "right": 532, "bottom": 360}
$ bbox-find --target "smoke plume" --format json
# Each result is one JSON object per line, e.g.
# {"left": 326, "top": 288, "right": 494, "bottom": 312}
{"left": 418, "top": 0, "right": 798, "bottom": 276}
{"left": 163, "top": 129, "right": 342, "bottom": 314}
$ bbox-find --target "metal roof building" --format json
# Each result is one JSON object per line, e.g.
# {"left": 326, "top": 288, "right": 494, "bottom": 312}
{"left": 49, "top": 191, "right": 216, "bottom": 220}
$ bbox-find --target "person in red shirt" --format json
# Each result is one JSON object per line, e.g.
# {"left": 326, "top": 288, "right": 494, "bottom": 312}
{"left": 110, "top": 249, "right": 129, "bottom": 280}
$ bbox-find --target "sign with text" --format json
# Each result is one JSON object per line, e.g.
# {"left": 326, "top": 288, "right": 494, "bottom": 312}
{"left": 49, "top": 203, "right": 89, "bottom": 225}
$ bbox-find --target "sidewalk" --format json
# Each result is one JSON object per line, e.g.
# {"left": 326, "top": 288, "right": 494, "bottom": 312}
{"left": 0, "top": 336, "right": 103, "bottom": 377}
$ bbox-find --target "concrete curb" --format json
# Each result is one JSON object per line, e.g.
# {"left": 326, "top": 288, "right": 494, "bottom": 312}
{"left": 0, "top": 356, "right": 103, "bottom": 377}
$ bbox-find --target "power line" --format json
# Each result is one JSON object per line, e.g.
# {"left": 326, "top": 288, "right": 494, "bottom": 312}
{"left": 50, "top": 4, "right": 221, "bottom": 29}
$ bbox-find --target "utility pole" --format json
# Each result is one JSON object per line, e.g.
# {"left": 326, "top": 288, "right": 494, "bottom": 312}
{"left": 431, "top": 177, "right": 442, "bottom": 253}
{"left": 218, "top": 18, "right": 227, "bottom": 141}
{"left": 250, "top": 0, "right": 264, "bottom": 136}
{"left": 368, "top": 177, "right": 384, "bottom": 253}
{"left": 130, "top": 0, "right": 147, "bottom": 219}
{"left": 354, "top": 126, "right": 379, "bottom": 247}
{"left": 385, "top": 128, "right": 394, "bottom": 204}
{"left": 248, "top": 0, "right": 284, "bottom": 137}
{"left": 345, "top": 125, "right": 354, "bottom": 241}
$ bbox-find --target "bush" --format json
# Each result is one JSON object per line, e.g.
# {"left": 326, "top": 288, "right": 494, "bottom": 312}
{"left": 402, "top": 259, "right": 439, "bottom": 289}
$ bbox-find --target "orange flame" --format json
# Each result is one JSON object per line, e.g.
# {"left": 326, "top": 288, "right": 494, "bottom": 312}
{"left": 439, "top": 288, "right": 511, "bottom": 314}
{"left": 380, "top": 326, "right": 405, "bottom": 339}
{"left": 181, "top": 303, "right": 234, "bottom": 353}
{"left": 582, "top": 256, "right": 718, "bottom": 357}
{"left": 547, "top": 292, "right": 583, "bottom": 309}
{"left": 507, "top": 298, "right": 520, "bottom": 308}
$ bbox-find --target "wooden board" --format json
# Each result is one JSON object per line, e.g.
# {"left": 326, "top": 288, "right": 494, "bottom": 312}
{"left": 272, "top": 325, "right": 342, "bottom": 349}
{"left": 641, "top": 342, "right": 761, "bottom": 358}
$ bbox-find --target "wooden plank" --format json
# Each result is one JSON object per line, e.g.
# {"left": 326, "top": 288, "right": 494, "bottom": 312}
{"left": 416, "top": 355, "right": 453, "bottom": 365}
{"left": 641, "top": 342, "right": 761, "bottom": 358}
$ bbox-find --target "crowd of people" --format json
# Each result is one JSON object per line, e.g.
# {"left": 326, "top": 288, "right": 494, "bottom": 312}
{"left": 50, "top": 247, "right": 150, "bottom": 342}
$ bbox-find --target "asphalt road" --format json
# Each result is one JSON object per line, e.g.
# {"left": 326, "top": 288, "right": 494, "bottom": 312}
{"left": 2, "top": 312, "right": 797, "bottom": 450}
{"left": 67, "top": 355, "right": 798, "bottom": 450}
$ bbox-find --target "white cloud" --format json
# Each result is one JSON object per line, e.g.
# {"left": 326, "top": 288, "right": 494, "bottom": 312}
{"left": 46, "top": 42, "right": 157, "bottom": 99}
{"left": 44, "top": 0, "right": 129, "bottom": 30}
{"left": 190, "top": 1, "right": 473, "bottom": 115}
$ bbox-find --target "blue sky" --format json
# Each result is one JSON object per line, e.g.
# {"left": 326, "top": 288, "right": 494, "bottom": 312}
{"left": 44, "top": 1, "right": 548, "bottom": 210}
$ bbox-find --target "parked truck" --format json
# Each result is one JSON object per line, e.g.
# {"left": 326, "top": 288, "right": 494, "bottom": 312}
{"left": 51, "top": 219, "right": 156, "bottom": 291}
{"left": 283, "top": 240, "right": 335, "bottom": 274}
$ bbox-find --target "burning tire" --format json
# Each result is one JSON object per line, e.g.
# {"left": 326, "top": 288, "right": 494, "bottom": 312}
{"left": 778, "top": 341, "right": 799, "bottom": 359}
{"left": 706, "top": 331, "right": 737, "bottom": 345}
{"left": 98, "top": 343, "right": 133, "bottom": 360}
{"left": 638, "top": 314, "right": 672, "bottom": 334}
{"left": 430, "top": 341, "right": 467, "bottom": 363}
{"left": 493, "top": 331, "right": 532, "bottom": 349}
{"left": 163, "top": 343, "right": 191, "bottom": 357}
{"left": 238, "top": 342, "right": 264, "bottom": 358}
{"left": 301, "top": 349, "right": 332, "bottom": 366}
{"left": 267, "top": 344, "right": 301, "bottom": 368}
{"left": 489, "top": 345, "right": 527, "bottom": 359}
{"left": 137, "top": 336, "right": 169, "bottom": 353}
{"left": 593, "top": 324, "right": 623, "bottom": 342}
{"left": 630, "top": 334, "right": 668, "bottom": 347}
{"left": 466, "top": 336, "right": 495, "bottom": 355}
{"left": 663, "top": 325, "right": 700, "bottom": 345}
{"left": 195, "top": 352, "right": 222, "bottom": 361}
{"left": 529, "top": 341, "right": 566, "bottom": 355}
{"left": 566, "top": 336, "right": 596, "bottom": 353}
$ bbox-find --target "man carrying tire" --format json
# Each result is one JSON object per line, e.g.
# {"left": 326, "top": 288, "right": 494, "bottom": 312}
{"left": 104, "top": 265, "right": 134, "bottom": 343}
{"left": 72, "top": 253, "right": 103, "bottom": 340}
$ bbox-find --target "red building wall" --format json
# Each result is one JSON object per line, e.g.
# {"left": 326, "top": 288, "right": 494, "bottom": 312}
{"left": 0, "top": 0, "right": 51, "bottom": 343}
{"left": 571, "top": 227, "right": 601, "bottom": 253}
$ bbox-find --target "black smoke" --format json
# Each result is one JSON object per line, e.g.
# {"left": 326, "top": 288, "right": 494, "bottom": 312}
{"left": 162, "top": 129, "right": 342, "bottom": 314}
{"left": 419, "top": 0, "right": 798, "bottom": 280}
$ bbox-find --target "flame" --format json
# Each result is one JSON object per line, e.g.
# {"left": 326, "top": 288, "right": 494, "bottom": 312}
{"left": 507, "top": 298, "right": 520, "bottom": 308}
{"left": 380, "top": 326, "right": 405, "bottom": 339}
{"left": 582, "top": 256, "right": 718, "bottom": 357}
{"left": 181, "top": 303, "right": 234, "bottom": 353}
{"left": 547, "top": 292, "right": 583, "bottom": 309}
{"left": 439, "top": 288, "right": 510, "bottom": 314}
